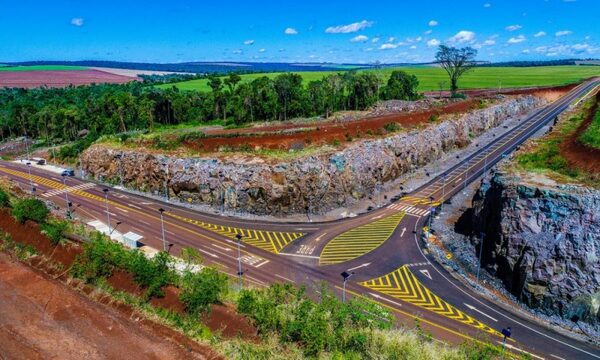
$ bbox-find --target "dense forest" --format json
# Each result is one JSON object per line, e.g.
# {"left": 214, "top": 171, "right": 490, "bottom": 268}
{"left": 0, "top": 70, "right": 420, "bottom": 145}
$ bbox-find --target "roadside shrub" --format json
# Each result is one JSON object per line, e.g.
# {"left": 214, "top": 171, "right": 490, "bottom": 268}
{"left": 127, "top": 250, "right": 176, "bottom": 299}
{"left": 428, "top": 115, "right": 439, "bottom": 123}
{"left": 41, "top": 219, "right": 70, "bottom": 246}
{"left": 179, "top": 267, "right": 229, "bottom": 316}
{"left": 0, "top": 187, "right": 10, "bottom": 208}
{"left": 177, "top": 131, "right": 206, "bottom": 143}
{"left": 384, "top": 122, "right": 401, "bottom": 132}
{"left": 71, "top": 232, "right": 129, "bottom": 281}
{"left": 11, "top": 198, "right": 49, "bottom": 224}
{"left": 451, "top": 92, "right": 467, "bottom": 99}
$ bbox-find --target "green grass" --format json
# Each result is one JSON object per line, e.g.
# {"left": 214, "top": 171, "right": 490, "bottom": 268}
{"left": 0, "top": 65, "right": 88, "bottom": 72}
{"left": 157, "top": 65, "right": 600, "bottom": 92}
{"left": 579, "top": 105, "right": 600, "bottom": 150}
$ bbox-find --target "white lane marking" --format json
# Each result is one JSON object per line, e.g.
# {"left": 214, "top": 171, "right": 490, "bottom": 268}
{"left": 550, "top": 355, "right": 566, "bottom": 360}
{"left": 140, "top": 202, "right": 154, "bottom": 205}
{"left": 225, "top": 239, "right": 246, "bottom": 248}
{"left": 275, "top": 274, "right": 295, "bottom": 283}
{"left": 139, "top": 219, "right": 151, "bottom": 226}
{"left": 211, "top": 244, "right": 232, "bottom": 252}
{"left": 464, "top": 303, "right": 498, "bottom": 322}
{"left": 165, "top": 230, "right": 176, "bottom": 236}
{"left": 314, "top": 232, "right": 328, "bottom": 243}
{"left": 127, "top": 203, "right": 142, "bottom": 210}
{"left": 295, "top": 227, "right": 319, "bottom": 231}
{"left": 247, "top": 275, "right": 267, "bottom": 286}
{"left": 419, "top": 269, "right": 432, "bottom": 280}
{"left": 279, "top": 252, "right": 319, "bottom": 259}
{"left": 371, "top": 214, "right": 384, "bottom": 220}
{"left": 117, "top": 207, "right": 129, "bottom": 213}
{"left": 255, "top": 260, "right": 269, "bottom": 268}
{"left": 347, "top": 262, "right": 371, "bottom": 272}
{"left": 369, "top": 292, "right": 403, "bottom": 307}
{"left": 197, "top": 248, "right": 219, "bottom": 258}
{"left": 497, "top": 342, "right": 544, "bottom": 360}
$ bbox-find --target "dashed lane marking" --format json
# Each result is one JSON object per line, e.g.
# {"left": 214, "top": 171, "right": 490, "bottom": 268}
{"left": 360, "top": 265, "right": 501, "bottom": 336}
{"left": 166, "top": 212, "right": 305, "bottom": 254}
{"left": 319, "top": 212, "right": 405, "bottom": 265}
{"left": 387, "top": 203, "right": 431, "bottom": 217}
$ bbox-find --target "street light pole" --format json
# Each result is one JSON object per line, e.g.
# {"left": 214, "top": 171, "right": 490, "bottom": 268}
{"left": 26, "top": 162, "right": 35, "bottom": 194}
{"left": 440, "top": 173, "right": 447, "bottom": 214}
{"left": 341, "top": 271, "right": 354, "bottom": 303}
{"left": 236, "top": 233, "right": 244, "bottom": 289}
{"left": 158, "top": 208, "right": 167, "bottom": 251}
{"left": 476, "top": 232, "right": 486, "bottom": 283}
{"left": 62, "top": 174, "right": 71, "bottom": 218}
{"left": 102, "top": 188, "right": 111, "bottom": 235}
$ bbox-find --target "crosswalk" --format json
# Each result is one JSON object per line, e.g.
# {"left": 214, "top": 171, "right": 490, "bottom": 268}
{"left": 166, "top": 212, "right": 305, "bottom": 254}
{"left": 319, "top": 212, "right": 405, "bottom": 265}
{"left": 387, "top": 203, "right": 431, "bottom": 217}
{"left": 42, "top": 183, "right": 95, "bottom": 198}
{"left": 360, "top": 265, "right": 500, "bottom": 336}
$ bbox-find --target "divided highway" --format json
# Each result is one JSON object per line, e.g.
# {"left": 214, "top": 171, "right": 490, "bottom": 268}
{"left": 1, "top": 79, "right": 599, "bottom": 359}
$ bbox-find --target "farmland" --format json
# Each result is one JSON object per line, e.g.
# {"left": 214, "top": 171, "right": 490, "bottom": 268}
{"left": 158, "top": 65, "right": 600, "bottom": 92}
{"left": 0, "top": 65, "right": 88, "bottom": 72}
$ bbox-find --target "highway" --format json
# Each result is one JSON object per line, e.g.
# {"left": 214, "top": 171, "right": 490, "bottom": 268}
{"left": 1, "top": 79, "right": 599, "bottom": 359}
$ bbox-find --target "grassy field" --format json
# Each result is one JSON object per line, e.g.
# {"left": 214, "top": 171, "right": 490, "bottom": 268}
{"left": 579, "top": 104, "right": 600, "bottom": 150}
{"left": 0, "top": 65, "right": 88, "bottom": 72}
{"left": 157, "top": 65, "right": 600, "bottom": 92}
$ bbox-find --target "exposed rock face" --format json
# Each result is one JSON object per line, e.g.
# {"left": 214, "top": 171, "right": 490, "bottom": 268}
{"left": 470, "top": 172, "right": 600, "bottom": 324}
{"left": 81, "top": 96, "right": 543, "bottom": 216}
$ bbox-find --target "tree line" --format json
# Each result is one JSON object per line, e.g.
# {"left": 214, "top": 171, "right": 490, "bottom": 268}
{"left": 0, "top": 70, "right": 420, "bottom": 145}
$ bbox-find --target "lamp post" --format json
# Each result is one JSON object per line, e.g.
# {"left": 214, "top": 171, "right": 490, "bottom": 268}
{"left": 102, "top": 188, "right": 111, "bottom": 235}
{"left": 476, "top": 232, "right": 486, "bottom": 284}
{"left": 158, "top": 208, "right": 167, "bottom": 251}
{"left": 164, "top": 163, "right": 170, "bottom": 202}
{"left": 440, "top": 173, "right": 447, "bottom": 214}
{"left": 26, "top": 162, "right": 35, "bottom": 194}
{"left": 236, "top": 233, "right": 244, "bottom": 289}
{"left": 341, "top": 271, "right": 354, "bottom": 303}
{"left": 61, "top": 173, "right": 71, "bottom": 218}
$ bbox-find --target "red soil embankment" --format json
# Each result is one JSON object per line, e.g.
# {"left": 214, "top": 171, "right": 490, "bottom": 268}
{"left": 0, "top": 70, "right": 136, "bottom": 89}
{"left": 561, "top": 92, "right": 600, "bottom": 175}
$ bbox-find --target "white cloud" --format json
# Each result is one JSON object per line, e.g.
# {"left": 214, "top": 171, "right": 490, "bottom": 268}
{"left": 350, "top": 35, "right": 369, "bottom": 42}
{"left": 555, "top": 30, "right": 572, "bottom": 37}
{"left": 243, "top": 40, "right": 254, "bottom": 45}
{"left": 483, "top": 3, "right": 492, "bottom": 7}
{"left": 70, "top": 18, "right": 84, "bottom": 27}
{"left": 388, "top": 36, "right": 396, "bottom": 42}
{"left": 505, "top": 24, "right": 522, "bottom": 32}
{"left": 424, "top": 29, "right": 433, "bottom": 35}
{"left": 379, "top": 43, "right": 398, "bottom": 50}
{"left": 428, "top": 20, "right": 438, "bottom": 27}
{"left": 427, "top": 38, "right": 440, "bottom": 47}
{"left": 284, "top": 27, "right": 298, "bottom": 35}
{"left": 325, "top": 20, "right": 373, "bottom": 34}
{"left": 522, "top": 49, "right": 531, "bottom": 54}
{"left": 585, "top": 35, "right": 591, "bottom": 40}
{"left": 507, "top": 35, "right": 526, "bottom": 44}
{"left": 449, "top": 30, "right": 476, "bottom": 44}
{"left": 534, "top": 43, "right": 597, "bottom": 56}
{"left": 232, "top": 49, "right": 243, "bottom": 54}
{"left": 483, "top": 39, "right": 496, "bottom": 46}
{"left": 371, "top": 37, "right": 380, "bottom": 43}
{"left": 409, "top": 45, "right": 417, "bottom": 49}
{"left": 259, "top": 48, "right": 266, "bottom": 53}
{"left": 534, "top": 31, "right": 546, "bottom": 38}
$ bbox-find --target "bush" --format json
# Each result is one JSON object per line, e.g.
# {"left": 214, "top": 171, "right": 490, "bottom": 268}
{"left": 41, "top": 219, "right": 70, "bottom": 246}
{"left": 71, "top": 232, "right": 129, "bottom": 281}
{"left": 127, "top": 250, "right": 176, "bottom": 299}
{"left": 428, "top": 115, "right": 439, "bottom": 123}
{"left": 0, "top": 187, "right": 9, "bottom": 208}
{"left": 179, "top": 267, "right": 228, "bottom": 316}
{"left": 450, "top": 92, "right": 467, "bottom": 99}
{"left": 384, "top": 122, "right": 401, "bottom": 132}
{"left": 12, "top": 198, "right": 49, "bottom": 224}
{"left": 177, "top": 131, "right": 206, "bottom": 143}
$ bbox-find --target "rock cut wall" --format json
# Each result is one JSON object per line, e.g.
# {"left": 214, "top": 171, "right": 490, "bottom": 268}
{"left": 81, "top": 96, "right": 543, "bottom": 216}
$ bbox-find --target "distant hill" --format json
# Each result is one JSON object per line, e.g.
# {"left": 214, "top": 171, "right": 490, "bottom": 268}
{"left": 478, "top": 59, "right": 599, "bottom": 67}
{"left": 6, "top": 61, "right": 373, "bottom": 74}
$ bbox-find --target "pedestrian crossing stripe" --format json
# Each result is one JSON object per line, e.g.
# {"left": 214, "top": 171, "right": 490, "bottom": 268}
{"left": 319, "top": 212, "right": 405, "bottom": 265}
{"left": 360, "top": 265, "right": 500, "bottom": 336}
{"left": 400, "top": 196, "right": 441, "bottom": 206}
{"left": 0, "top": 166, "right": 67, "bottom": 191}
{"left": 42, "top": 183, "right": 95, "bottom": 198}
{"left": 387, "top": 203, "right": 431, "bottom": 217}
{"left": 166, "top": 212, "right": 304, "bottom": 254}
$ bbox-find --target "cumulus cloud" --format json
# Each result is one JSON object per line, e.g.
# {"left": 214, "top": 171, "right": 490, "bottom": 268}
{"left": 284, "top": 27, "right": 298, "bottom": 35}
{"left": 243, "top": 40, "right": 255, "bottom": 45}
{"left": 507, "top": 35, "right": 526, "bottom": 44}
{"left": 483, "top": 3, "right": 492, "bottom": 7}
{"left": 410, "top": 45, "right": 417, "bottom": 49}
{"left": 505, "top": 24, "right": 522, "bottom": 32}
{"left": 325, "top": 20, "right": 373, "bottom": 34}
{"left": 379, "top": 43, "right": 398, "bottom": 50}
{"left": 70, "top": 18, "right": 84, "bottom": 27}
{"left": 428, "top": 20, "right": 438, "bottom": 27}
{"left": 534, "top": 31, "right": 546, "bottom": 38}
{"left": 534, "top": 43, "right": 596, "bottom": 56}
{"left": 371, "top": 37, "right": 380, "bottom": 43}
{"left": 259, "top": 48, "right": 266, "bottom": 53}
{"left": 483, "top": 39, "right": 496, "bottom": 46}
{"left": 424, "top": 29, "right": 433, "bottom": 35}
{"left": 350, "top": 35, "right": 369, "bottom": 42}
{"left": 555, "top": 30, "right": 572, "bottom": 37}
{"left": 232, "top": 49, "right": 243, "bottom": 54}
{"left": 449, "top": 30, "right": 476, "bottom": 44}
{"left": 427, "top": 38, "right": 440, "bottom": 47}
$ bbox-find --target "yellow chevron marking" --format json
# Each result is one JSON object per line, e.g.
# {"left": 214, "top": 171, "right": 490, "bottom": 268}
{"left": 166, "top": 212, "right": 303, "bottom": 254}
{"left": 360, "top": 265, "right": 500, "bottom": 336}
{"left": 319, "top": 212, "right": 405, "bottom": 265}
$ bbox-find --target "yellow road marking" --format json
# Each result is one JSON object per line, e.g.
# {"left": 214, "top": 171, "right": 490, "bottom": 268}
{"left": 360, "top": 265, "right": 501, "bottom": 336}
{"left": 320, "top": 212, "right": 405, "bottom": 265}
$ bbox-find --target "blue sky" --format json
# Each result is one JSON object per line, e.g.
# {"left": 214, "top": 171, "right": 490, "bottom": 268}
{"left": 0, "top": 0, "right": 598, "bottom": 64}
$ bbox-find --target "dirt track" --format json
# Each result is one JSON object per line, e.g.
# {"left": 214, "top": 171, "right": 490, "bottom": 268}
{"left": 0, "top": 252, "right": 219, "bottom": 360}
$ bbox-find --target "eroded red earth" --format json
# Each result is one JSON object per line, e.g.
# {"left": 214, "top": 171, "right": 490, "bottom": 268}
{"left": 0, "top": 69, "right": 136, "bottom": 89}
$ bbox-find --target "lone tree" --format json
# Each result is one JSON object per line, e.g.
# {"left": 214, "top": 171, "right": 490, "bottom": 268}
{"left": 435, "top": 45, "right": 478, "bottom": 94}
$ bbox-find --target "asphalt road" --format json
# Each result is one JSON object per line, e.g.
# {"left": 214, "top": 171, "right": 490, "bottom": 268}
{"left": 1, "top": 79, "right": 599, "bottom": 359}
